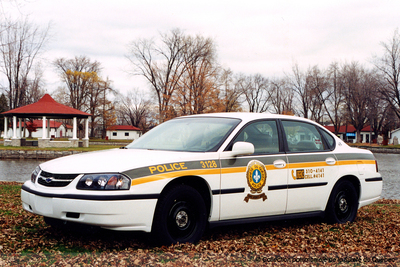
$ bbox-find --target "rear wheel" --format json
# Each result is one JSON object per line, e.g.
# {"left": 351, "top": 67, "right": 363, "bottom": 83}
{"left": 326, "top": 180, "right": 358, "bottom": 224}
{"left": 152, "top": 185, "right": 207, "bottom": 245}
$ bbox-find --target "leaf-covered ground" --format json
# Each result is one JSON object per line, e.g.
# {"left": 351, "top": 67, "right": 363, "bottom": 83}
{"left": 1, "top": 181, "right": 399, "bottom": 266}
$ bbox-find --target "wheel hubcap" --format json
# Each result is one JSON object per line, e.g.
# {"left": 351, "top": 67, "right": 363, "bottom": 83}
{"left": 338, "top": 197, "right": 348, "bottom": 213}
{"left": 175, "top": 210, "right": 189, "bottom": 228}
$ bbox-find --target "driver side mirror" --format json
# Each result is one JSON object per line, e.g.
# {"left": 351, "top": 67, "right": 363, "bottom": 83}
{"left": 230, "top": 141, "right": 254, "bottom": 157}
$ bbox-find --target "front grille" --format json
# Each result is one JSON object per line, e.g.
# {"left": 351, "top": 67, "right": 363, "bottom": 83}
{"left": 37, "top": 171, "right": 79, "bottom": 187}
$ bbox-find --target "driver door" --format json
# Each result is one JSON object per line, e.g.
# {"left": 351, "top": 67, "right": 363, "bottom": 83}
{"left": 219, "top": 120, "right": 288, "bottom": 220}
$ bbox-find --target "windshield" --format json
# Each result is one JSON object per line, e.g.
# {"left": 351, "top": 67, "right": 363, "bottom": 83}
{"left": 126, "top": 117, "right": 241, "bottom": 152}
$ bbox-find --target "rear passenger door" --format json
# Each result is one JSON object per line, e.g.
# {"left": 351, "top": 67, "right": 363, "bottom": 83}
{"left": 219, "top": 120, "right": 288, "bottom": 220}
{"left": 281, "top": 120, "right": 338, "bottom": 214}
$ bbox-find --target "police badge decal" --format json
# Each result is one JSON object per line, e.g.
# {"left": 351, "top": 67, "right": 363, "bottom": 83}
{"left": 244, "top": 160, "right": 267, "bottom": 202}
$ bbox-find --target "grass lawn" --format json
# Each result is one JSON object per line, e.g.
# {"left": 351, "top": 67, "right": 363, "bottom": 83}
{"left": 0, "top": 138, "right": 131, "bottom": 151}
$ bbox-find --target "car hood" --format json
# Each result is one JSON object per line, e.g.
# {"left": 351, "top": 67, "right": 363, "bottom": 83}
{"left": 39, "top": 148, "right": 212, "bottom": 174}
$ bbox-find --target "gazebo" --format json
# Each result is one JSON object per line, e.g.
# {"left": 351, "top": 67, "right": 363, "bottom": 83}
{"left": 1, "top": 94, "right": 91, "bottom": 148}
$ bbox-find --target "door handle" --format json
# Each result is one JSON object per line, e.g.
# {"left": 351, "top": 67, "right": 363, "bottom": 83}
{"left": 273, "top": 159, "right": 286, "bottom": 168}
{"left": 325, "top": 157, "right": 336, "bottom": 165}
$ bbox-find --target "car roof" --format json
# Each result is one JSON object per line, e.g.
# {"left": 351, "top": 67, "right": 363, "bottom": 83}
{"left": 179, "top": 112, "right": 319, "bottom": 125}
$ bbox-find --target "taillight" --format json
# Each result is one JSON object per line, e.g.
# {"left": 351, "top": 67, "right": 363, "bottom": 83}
{"left": 375, "top": 160, "right": 379, "bottom": 172}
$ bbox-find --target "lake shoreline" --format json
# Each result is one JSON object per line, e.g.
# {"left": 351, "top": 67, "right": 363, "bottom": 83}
{"left": 357, "top": 146, "right": 400, "bottom": 154}
{"left": 0, "top": 149, "right": 85, "bottom": 159}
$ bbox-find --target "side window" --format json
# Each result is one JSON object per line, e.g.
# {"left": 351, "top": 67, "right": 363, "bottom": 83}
{"left": 320, "top": 129, "right": 335, "bottom": 148}
{"left": 232, "top": 120, "right": 279, "bottom": 154}
{"left": 282, "top": 120, "right": 326, "bottom": 152}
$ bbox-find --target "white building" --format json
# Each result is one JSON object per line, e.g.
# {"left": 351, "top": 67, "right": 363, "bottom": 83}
{"left": 389, "top": 128, "right": 400, "bottom": 145}
{"left": 106, "top": 125, "right": 142, "bottom": 140}
{"left": 324, "top": 125, "right": 374, "bottom": 143}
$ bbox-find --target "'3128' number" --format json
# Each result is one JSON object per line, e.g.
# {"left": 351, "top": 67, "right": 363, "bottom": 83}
{"left": 200, "top": 160, "right": 218, "bottom": 169}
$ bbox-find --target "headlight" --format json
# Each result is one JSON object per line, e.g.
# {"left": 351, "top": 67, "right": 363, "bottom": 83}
{"left": 77, "top": 174, "right": 131, "bottom": 190}
{"left": 31, "top": 166, "right": 41, "bottom": 183}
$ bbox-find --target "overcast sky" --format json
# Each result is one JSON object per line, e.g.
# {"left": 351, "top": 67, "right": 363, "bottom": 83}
{"left": 2, "top": 0, "right": 400, "bottom": 96}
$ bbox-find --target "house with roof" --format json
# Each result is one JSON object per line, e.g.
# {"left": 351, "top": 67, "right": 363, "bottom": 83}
{"left": 324, "top": 125, "right": 374, "bottom": 143}
{"left": 106, "top": 125, "right": 142, "bottom": 140}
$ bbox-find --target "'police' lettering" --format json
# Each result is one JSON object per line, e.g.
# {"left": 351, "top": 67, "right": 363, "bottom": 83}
{"left": 149, "top": 162, "right": 187, "bottom": 174}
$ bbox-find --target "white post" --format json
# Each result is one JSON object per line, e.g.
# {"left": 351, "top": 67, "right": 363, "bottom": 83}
{"left": 12, "top": 116, "right": 17, "bottom": 139}
{"left": 23, "top": 118, "right": 26, "bottom": 138}
{"left": 3, "top": 116, "right": 8, "bottom": 139}
{"left": 42, "top": 116, "right": 47, "bottom": 139}
{"left": 72, "top": 117, "right": 77, "bottom": 139}
{"left": 47, "top": 118, "right": 51, "bottom": 138}
{"left": 85, "top": 118, "right": 89, "bottom": 139}
{"left": 18, "top": 118, "right": 22, "bottom": 138}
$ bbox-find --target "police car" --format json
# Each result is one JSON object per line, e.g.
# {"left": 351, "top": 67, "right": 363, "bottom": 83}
{"left": 21, "top": 113, "right": 382, "bottom": 244}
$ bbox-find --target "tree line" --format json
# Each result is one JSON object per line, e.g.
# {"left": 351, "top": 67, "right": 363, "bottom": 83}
{"left": 123, "top": 29, "right": 400, "bottom": 142}
{"left": 0, "top": 17, "right": 116, "bottom": 138}
{"left": 0, "top": 15, "right": 399, "bottom": 142}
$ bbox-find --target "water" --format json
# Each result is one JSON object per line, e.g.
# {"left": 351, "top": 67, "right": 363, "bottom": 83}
{"left": 374, "top": 153, "right": 400, "bottom": 200}
{"left": 0, "top": 159, "right": 45, "bottom": 183}
{"left": 0, "top": 154, "right": 399, "bottom": 199}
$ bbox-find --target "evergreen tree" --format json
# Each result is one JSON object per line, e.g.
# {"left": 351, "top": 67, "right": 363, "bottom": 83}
{"left": 0, "top": 93, "right": 9, "bottom": 133}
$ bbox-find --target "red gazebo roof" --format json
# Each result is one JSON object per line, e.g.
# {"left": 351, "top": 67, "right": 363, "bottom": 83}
{"left": 1, "top": 94, "right": 90, "bottom": 119}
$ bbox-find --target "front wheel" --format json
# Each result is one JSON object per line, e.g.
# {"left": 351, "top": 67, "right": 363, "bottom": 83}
{"left": 325, "top": 180, "right": 358, "bottom": 224}
{"left": 152, "top": 185, "right": 207, "bottom": 245}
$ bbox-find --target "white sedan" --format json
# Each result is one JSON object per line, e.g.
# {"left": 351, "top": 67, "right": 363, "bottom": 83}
{"left": 21, "top": 113, "right": 382, "bottom": 245}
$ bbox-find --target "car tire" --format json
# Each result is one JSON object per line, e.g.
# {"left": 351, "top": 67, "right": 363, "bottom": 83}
{"left": 152, "top": 184, "right": 207, "bottom": 245}
{"left": 325, "top": 180, "right": 358, "bottom": 224}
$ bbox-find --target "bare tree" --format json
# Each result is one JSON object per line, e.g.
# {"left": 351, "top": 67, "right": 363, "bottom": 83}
{"left": 364, "top": 72, "right": 395, "bottom": 142}
{"left": 341, "top": 62, "right": 375, "bottom": 143}
{"left": 174, "top": 34, "right": 219, "bottom": 115}
{"left": 0, "top": 18, "right": 50, "bottom": 109}
{"left": 306, "top": 65, "right": 328, "bottom": 124}
{"left": 99, "top": 87, "right": 117, "bottom": 139}
{"left": 368, "top": 92, "right": 391, "bottom": 142}
{"left": 54, "top": 56, "right": 117, "bottom": 138}
{"left": 374, "top": 28, "right": 400, "bottom": 119}
{"left": 270, "top": 78, "right": 294, "bottom": 114}
{"left": 288, "top": 64, "right": 312, "bottom": 118}
{"left": 116, "top": 89, "right": 154, "bottom": 133}
{"left": 239, "top": 73, "right": 272, "bottom": 113}
{"left": 216, "top": 68, "right": 243, "bottom": 112}
{"left": 23, "top": 63, "right": 45, "bottom": 105}
{"left": 53, "top": 56, "right": 102, "bottom": 110}
{"left": 127, "top": 29, "right": 189, "bottom": 122}
{"left": 323, "top": 62, "right": 345, "bottom": 134}
{"left": 87, "top": 78, "right": 114, "bottom": 138}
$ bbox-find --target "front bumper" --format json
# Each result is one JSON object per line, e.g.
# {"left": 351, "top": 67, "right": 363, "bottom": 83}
{"left": 21, "top": 183, "right": 158, "bottom": 232}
